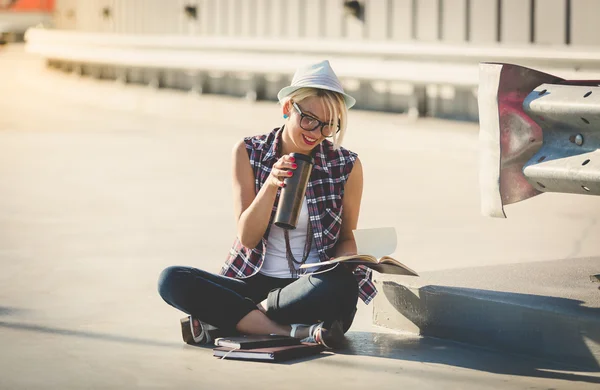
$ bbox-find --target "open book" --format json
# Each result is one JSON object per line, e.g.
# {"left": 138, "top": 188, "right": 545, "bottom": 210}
{"left": 299, "top": 227, "right": 419, "bottom": 276}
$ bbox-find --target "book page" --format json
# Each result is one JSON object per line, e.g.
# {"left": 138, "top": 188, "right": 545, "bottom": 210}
{"left": 353, "top": 227, "right": 397, "bottom": 259}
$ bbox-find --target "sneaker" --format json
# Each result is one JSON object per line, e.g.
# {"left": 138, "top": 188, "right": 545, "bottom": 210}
{"left": 301, "top": 320, "right": 345, "bottom": 349}
{"left": 180, "top": 316, "right": 219, "bottom": 345}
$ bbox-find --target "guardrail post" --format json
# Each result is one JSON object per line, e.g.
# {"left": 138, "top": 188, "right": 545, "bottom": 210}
{"left": 58, "top": 61, "right": 71, "bottom": 73}
{"left": 187, "top": 71, "right": 205, "bottom": 95}
{"left": 148, "top": 70, "right": 161, "bottom": 89}
{"left": 116, "top": 68, "right": 128, "bottom": 84}
{"left": 72, "top": 64, "right": 83, "bottom": 78}
{"left": 244, "top": 74, "right": 260, "bottom": 102}
{"left": 408, "top": 85, "right": 427, "bottom": 119}
{"left": 90, "top": 65, "right": 102, "bottom": 80}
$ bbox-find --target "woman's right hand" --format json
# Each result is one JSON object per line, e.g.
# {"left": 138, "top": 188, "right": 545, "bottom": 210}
{"left": 268, "top": 154, "right": 297, "bottom": 188}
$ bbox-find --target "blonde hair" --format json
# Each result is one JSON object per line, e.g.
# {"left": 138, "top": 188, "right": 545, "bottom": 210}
{"left": 280, "top": 88, "right": 348, "bottom": 150}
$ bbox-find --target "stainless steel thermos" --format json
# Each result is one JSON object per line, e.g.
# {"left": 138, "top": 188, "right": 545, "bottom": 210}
{"left": 273, "top": 153, "right": 314, "bottom": 230}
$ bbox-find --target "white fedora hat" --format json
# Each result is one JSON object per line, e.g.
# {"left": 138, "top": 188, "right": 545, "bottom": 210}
{"left": 277, "top": 60, "right": 356, "bottom": 109}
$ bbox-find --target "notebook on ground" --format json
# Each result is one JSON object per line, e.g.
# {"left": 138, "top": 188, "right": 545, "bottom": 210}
{"left": 213, "top": 334, "right": 302, "bottom": 349}
{"left": 213, "top": 343, "right": 325, "bottom": 362}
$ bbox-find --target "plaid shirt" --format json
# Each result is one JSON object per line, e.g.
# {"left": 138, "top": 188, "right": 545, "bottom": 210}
{"left": 220, "top": 127, "right": 377, "bottom": 304}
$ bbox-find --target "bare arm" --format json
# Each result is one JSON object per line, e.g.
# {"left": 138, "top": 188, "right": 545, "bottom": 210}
{"left": 334, "top": 157, "right": 364, "bottom": 258}
{"left": 232, "top": 140, "right": 296, "bottom": 248}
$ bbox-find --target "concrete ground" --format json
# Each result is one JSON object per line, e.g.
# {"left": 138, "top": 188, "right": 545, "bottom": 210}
{"left": 1, "top": 44, "right": 600, "bottom": 389}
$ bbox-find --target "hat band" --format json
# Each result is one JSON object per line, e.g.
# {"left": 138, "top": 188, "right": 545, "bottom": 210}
{"left": 291, "top": 75, "right": 345, "bottom": 92}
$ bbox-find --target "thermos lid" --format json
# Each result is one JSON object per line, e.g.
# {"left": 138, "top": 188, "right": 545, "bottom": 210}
{"left": 289, "top": 152, "right": 314, "bottom": 165}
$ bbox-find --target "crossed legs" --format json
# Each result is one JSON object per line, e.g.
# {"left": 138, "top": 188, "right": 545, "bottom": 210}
{"left": 157, "top": 264, "right": 359, "bottom": 338}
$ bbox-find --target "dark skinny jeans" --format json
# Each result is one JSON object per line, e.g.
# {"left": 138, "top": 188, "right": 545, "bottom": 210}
{"left": 157, "top": 264, "right": 359, "bottom": 333}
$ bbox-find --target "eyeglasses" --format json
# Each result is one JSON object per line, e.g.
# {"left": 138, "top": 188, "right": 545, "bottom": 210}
{"left": 292, "top": 102, "right": 340, "bottom": 138}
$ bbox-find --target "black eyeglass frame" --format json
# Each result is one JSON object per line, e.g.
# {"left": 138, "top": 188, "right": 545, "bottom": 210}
{"left": 292, "top": 102, "right": 341, "bottom": 138}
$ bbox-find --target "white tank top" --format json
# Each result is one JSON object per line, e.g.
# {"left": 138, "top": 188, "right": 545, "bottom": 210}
{"left": 260, "top": 197, "right": 321, "bottom": 278}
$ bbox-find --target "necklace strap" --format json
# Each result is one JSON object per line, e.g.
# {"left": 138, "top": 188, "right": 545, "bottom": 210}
{"left": 284, "top": 222, "right": 313, "bottom": 278}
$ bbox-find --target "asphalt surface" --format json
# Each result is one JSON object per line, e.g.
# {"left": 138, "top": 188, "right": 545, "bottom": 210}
{"left": 1, "top": 44, "right": 599, "bottom": 389}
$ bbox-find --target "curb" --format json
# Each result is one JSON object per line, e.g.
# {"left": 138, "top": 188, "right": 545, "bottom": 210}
{"left": 372, "top": 280, "right": 600, "bottom": 370}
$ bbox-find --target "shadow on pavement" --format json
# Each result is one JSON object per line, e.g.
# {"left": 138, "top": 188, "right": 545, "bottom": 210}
{"left": 0, "top": 307, "right": 330, "bottom": 366}
{"left": 0, "top": 306, "right": 29, "bottom": 317}
{"left": 338, "top": 331, "right": 600, "bottom": 384}
{"left": 0, "top": 306, "right": 186, "bottom": 350}
{"left": 0, "top": 320, "right": 183, "bottom": 349}
{"left": 381, "top": 283, "right": 600, "bottom": 368}
{"left": 337, "top": 282, "right": 600, "bottom": 384}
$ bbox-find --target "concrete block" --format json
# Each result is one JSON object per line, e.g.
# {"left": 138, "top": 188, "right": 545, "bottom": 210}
{"left": 373, "top": 277, "right": 600, "bottom": 369}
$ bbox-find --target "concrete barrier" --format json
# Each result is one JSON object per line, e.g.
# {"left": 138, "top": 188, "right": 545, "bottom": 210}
{"left": 373, "top": 257, "right": 600, "bottom": 370}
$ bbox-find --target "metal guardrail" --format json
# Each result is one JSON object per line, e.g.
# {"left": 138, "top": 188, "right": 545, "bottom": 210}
{"left": 24, "top": 28, "right": 479, "bottom": 118}
{"left": 22, "top": 28, "right": 600, "bottom": 119}
{"left": 478, "top": 63, "right": 600, "bottom": 287}
{"left": 523, "top": 83, "right": 600, "bottom": 197}
{"left": 24, "top": 28, "right": 481, "bottom": 86}
{"left": 25, "top": 28, "right": 600, "bottom": 69}
{"left": 478, "top": 62, "right": 600, "bottom": 219}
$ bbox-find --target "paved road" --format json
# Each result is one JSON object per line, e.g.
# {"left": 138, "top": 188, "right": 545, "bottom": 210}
{"left": 1, "top": 45, "right": 599, "bottom": 389}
